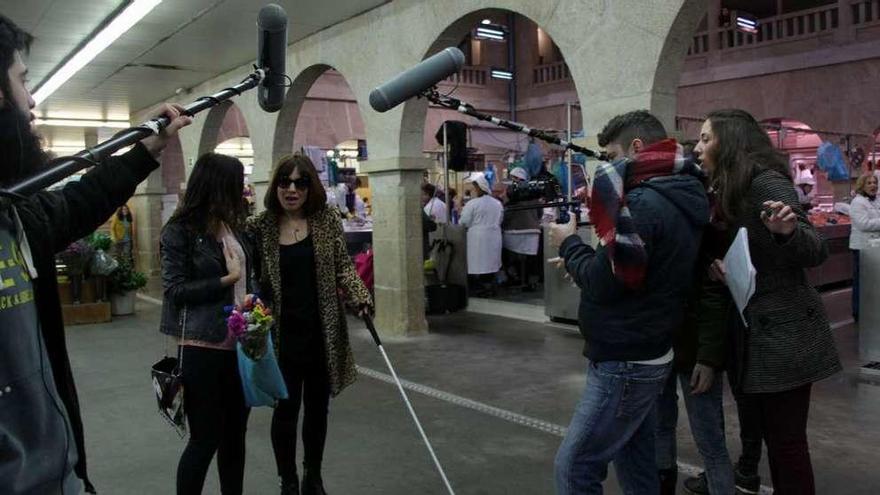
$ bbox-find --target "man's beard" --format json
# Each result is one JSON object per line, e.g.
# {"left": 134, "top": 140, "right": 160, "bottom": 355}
{"left": 0, "top": 104, "right": 48, "bottom": 188}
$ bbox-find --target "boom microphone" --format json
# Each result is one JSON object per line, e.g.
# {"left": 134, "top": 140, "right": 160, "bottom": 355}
{"left": 369, "top": 47, "right": 465, "bottom": 113}
{"left": 257, "top": 4, "right": 288, "bottom": 112}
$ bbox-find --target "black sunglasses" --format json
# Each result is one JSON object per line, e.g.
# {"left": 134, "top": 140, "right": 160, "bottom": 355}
{"left": 278, "top": 176, "right": 310, "bottom": 190}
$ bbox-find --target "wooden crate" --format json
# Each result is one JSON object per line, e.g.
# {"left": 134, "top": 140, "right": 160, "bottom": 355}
{"left": 62, "top": 302, "right": 111, "bottom": 325}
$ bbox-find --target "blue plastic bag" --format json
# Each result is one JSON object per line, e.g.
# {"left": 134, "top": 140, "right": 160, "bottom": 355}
{"left": 816, "top": 141, "right": 849, "bottom": 181}
{"left": 236, "top": 334, "right": 289, "bottom": 407}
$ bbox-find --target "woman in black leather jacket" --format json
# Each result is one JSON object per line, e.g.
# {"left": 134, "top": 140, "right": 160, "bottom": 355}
{"left": 160, "top": 153, "right": 252, "bottom": 495}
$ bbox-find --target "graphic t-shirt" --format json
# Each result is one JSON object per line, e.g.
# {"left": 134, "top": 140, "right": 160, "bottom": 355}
{"left": 0, "top": 210, "right": 79, "bottom": 494}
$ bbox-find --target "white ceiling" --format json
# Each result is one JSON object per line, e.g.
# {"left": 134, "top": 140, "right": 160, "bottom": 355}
{"left": 3, "top": 0, "right": 389, "bottom": 126}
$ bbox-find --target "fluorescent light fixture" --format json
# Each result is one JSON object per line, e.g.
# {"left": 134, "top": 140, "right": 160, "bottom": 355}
{"left": 736, "top": 13, "right": 759, "bottom": 34}
{"left": 490, "top": 69, "right": 513, "bottom": 80}
{"left": 32, "top": 0, "right": 162, "bottom": 105}
{"left": 475, "top": 24, "right": 507, "bottom": 41}
{"left": 35, "top": 118, "right": 131, "bottom": 128}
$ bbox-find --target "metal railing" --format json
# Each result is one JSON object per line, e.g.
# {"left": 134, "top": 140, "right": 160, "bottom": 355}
{"left": 443, "top": 66, "right": 488, "bottom": 86}
{"left": 532, "top": 61, "right": 570, "bottom": 85}
{"left": 688, "top": 4, "right": 843, "bottom": 55}
{"left": 852, "top": 0, "right": 880, "bottom": 25}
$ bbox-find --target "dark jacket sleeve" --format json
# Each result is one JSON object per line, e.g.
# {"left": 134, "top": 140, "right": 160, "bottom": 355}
{"left": 160, "top": 222, "right": 226, "bottom": 305}
{"left": 694, "top": 277, "right": 730, "bottom": 369}
{"left": 559, "top": 236, "right": 626, "bottom": 304}
{"left": 559, "top": 192, "right": 655, "bottom": 304}
{"left": 18, "top": 143, "right": 158, "bottom": 253}
{"left": 749, "top": 172, "right": 828, "bottom": 268}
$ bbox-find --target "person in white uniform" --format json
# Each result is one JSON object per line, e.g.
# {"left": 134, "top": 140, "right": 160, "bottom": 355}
{"left": 422, "top": 182, "right": 448, "bottom": 224}
{"left": 460, "top": 172, "right": 504, "bottom": 296}
{"left": 502, "top": 167, "right": 542, "bottom": 290}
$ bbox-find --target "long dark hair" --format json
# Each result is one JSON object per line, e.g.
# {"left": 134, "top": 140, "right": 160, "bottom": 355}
{"left": 705, "top": 109, "right": 791, "bottom": 222}
{"left": 169, "top": 153, "right": 246, "bottom": 234}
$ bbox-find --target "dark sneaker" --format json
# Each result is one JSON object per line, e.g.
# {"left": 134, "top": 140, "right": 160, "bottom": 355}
{"left": 683, "top": 471, "right": 710, "bottom": 494}
{"left": 734, "top": 467, "right": 761, "bottom": 495}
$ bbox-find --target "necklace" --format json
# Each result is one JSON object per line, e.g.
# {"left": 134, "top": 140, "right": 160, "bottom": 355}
{"left": 284, "top": 216, "right": 307, "bottom": 243}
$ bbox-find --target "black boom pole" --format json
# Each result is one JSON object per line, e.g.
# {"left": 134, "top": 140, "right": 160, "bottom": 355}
{"left": 1, "top": 69, "right": 266, "bottom": 199}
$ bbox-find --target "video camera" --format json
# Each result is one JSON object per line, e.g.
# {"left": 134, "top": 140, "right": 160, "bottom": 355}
{"left": 506, "top": 175, "right": 563, "bottom": 204}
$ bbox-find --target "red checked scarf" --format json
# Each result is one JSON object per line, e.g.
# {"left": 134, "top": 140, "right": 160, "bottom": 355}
{"left": 588, "top": 138, "right": 701, "bottom": 290}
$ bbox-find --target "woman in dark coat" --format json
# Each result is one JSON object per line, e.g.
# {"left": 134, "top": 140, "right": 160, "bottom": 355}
{"left": 693, "top": 109, "right": 841, "bottom": 495}
{"left": 160, "top": 153, "right": 253, "bottom": 494}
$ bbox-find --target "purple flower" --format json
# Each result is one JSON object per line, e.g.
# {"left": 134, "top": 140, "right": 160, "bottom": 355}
{"left": 227, "top": 311, "right": 247, "bottom": 338}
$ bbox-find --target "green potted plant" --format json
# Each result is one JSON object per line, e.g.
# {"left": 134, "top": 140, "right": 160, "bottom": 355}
{"left": 107, "top": 259, "right": 147, "bottom": 315}
{"left": 87, "top": 232, "right": 117, "bottom": 301}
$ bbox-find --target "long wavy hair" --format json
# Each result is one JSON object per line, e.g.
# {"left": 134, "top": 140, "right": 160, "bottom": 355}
{"left": 705, "top": 109, "right": 791, "bottom": 223}
{"left": 168, "top": 152, "right": 246, "bottom": 234}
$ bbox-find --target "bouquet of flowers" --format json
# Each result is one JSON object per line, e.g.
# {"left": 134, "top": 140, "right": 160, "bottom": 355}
{"left": 226, "top": 294, "right": 274, "bottom": 360}
{"left": 58, "top": 239, "right": 94, "bottom": 276}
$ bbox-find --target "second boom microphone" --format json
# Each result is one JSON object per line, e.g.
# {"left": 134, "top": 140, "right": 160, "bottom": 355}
{"left": 369, "top": 47, "right": 465, "bottom": 113}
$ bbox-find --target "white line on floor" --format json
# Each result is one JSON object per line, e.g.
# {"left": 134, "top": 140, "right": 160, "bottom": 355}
{"left": 358, "top": 365, "right": 774, "bottom": 494}
{"left": 136, "top": 293, "right": 163, "bottom": 306}
{"left": 137, "top": 293, "right": 771, "bottom": 493}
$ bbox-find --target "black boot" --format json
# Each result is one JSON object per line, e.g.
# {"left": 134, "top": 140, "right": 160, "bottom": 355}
{"left": 659, "top": 468, "right": 678, "bottom": 495}
{"left": 281, "top": 477, "right": 300, "bottom": 495}
{"left": 280, "top": 471, "right": 300, "bottom": 495}
{"left": 301, "top": 469, "right": 327, "bottom": 495}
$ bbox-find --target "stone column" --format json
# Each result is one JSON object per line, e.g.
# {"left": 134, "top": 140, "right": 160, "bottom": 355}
{"left": 837, "top": 0, "right": 856, "bottom": 43}
{"left": 130, "top": 168, "right": 165, "bottom": 296}
{"left": 361, "top": 157, "right": 433, "bottom": 337}
{"left": 708, "top": 0, "right": 723, "bottom": 53}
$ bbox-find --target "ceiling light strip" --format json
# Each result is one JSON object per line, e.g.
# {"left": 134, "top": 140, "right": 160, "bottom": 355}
{"left": 32, "top": 0, "right": 162, "bottom": 105}
{"left": 35, "top": 118, "right": 131, "bottom": 128}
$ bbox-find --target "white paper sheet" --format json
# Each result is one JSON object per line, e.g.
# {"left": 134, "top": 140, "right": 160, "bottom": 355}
{"left": 723, "top": 227, "right": 757, "bottom": 326}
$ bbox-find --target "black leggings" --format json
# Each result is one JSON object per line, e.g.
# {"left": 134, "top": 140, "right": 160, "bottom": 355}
{"left": 177, "top": 346, "right": 250, "bottom": 495}
{"left": 272, "top": 355, "right": 331, "bottom": 482}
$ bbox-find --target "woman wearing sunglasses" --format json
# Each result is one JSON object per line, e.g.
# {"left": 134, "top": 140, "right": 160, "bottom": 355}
{"left": 247, "top": 154, "right": 373, "bottom": 495}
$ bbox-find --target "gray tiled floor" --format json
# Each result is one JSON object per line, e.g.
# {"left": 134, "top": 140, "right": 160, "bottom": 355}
{"left": 65, "top": 297, "right": 878, "bottom": 494}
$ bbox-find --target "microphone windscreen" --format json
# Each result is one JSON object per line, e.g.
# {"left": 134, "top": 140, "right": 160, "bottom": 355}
{"left": 369, "top": 47, "right": 465, "bottom": 113}
{"left": 257, "top": 4, "right": 288, "bottom": 113}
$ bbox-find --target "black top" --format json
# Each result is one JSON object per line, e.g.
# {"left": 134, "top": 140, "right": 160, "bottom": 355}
{"left": 279, "top": 235, "right": 322, "bottom": 361}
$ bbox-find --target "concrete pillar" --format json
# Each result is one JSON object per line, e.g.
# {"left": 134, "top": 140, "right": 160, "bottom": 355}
{"left": 84, "top": 128, "right": 98, "bottom": 148}
{"left": 361, "top": 157, "right": 433, "bottom": 337}
{"left": 708, "top": 0, "right": 723, "bottom": 52}
{"left": 131, "top": 163, "right": 165, "bottom": 288}
{"left": 837, "top": 0, "right": 856, "bottom": 43}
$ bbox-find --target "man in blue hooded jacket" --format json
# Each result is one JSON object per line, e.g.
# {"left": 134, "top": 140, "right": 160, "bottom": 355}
{"left": 549, "top": 110, "right": 709, "bottom": 495}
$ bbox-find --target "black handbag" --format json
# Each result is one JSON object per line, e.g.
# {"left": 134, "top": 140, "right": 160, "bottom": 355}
{"left": 151, "top": 307, "right": 187, "bottom": 437}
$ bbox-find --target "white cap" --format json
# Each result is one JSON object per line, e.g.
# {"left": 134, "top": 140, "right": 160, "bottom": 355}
{"left": 465, "top": 172, "right": 491, "bottom": 194}
{"left": 796, "top": 176, "right": 816, "bottom": 186}
{"left": 509, "top": 167, "right": 529, "bottom": 181}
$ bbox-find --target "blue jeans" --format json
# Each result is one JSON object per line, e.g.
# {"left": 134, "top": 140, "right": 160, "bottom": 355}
{"left": 655, "top": 370, "right": 734, "bottom": 495}
{"left": 555, "top": 360, "right": 671, "bottom": 495}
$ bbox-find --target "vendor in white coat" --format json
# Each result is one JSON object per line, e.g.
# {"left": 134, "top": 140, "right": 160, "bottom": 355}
{"left": 460, "top": 172, "right": 504, "bottom": 296}
{"left": 849, "top": 173, "right": 880, "bottom": 322}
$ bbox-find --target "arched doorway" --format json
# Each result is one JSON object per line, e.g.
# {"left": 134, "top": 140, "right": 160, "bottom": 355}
{"left": 412, "top": 8, "right": 586, "bottom": 309}
{"left": 273, "top": 65, "right": 369, "bottom": 227}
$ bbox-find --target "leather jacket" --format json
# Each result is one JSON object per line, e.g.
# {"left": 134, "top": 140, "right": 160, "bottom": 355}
{"left": 159, "top": 220, "right": 253, "bottom": 342}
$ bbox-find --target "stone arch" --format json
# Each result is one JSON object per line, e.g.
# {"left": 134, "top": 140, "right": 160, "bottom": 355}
{"left": 272, "top": 64, "right": 367, "bottom": 164}
{"left": 198, "top": 100, "right": 251, "bottom": 157}
{"left": 398, "top": 8, "right": 590, "bottom": 160}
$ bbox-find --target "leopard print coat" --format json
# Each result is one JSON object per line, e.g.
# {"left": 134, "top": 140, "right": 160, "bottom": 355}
{"left": 246, "top": 207, "right": 373, "bottom": 396}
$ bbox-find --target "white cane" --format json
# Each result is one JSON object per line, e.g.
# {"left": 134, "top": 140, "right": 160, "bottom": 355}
{"left": 362, "top": 314, "right": 455, "bottom": 495}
